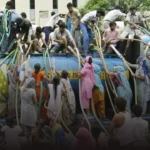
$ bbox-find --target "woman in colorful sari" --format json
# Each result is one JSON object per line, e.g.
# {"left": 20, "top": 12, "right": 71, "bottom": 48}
{"left": 79, "top": 56, "right": 95, "bottom": 115}
{"left": 7, "top": 65, "right": 19, "bottom": 117}
{"left": 128, "top": 56, "right": 150, "bottom": 114}
{"left": 92, "top": 64, "right": 105, "bottom": 117}
{"left": 73, "top": 127, "right": 96, "bottom": 150}
{"left": 106, "top": 66, "right": 132, "bottom": 113}
{"left": 59, "top": 70, "right": 76, "bottom": 126}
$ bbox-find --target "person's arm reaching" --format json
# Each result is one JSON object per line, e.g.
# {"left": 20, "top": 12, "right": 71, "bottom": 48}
{"left": 105, "top": 70, "right": 116, "bottom": 77}
{"left": 41, "top": 34, "right": 48, "bottom": 48}
{"left": 118, "top": 10, "right": 126, "bottom": 17}
{"left": 19, "top": 76, "right": 27, "bottom": 88}
{"left": 44, "top": 75, "right": 51, "bottom": 83}
{"left": 102, "top": 30, "right": 107, "bottom": 42}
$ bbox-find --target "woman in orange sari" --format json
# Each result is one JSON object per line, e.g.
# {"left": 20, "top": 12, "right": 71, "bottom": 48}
{"left": 32, "top": 63, "right": 50, "bottom": 120}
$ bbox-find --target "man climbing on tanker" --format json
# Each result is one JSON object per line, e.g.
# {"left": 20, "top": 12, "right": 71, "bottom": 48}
{"left": 121, "top": 6, "right": 146, "bottom": 56}
{"left": 103, "top": 6, "right": 126, "bottom": 30}
{"left": 66, "top": 2, "right": 82, "bottom": 50}
{"left": 80, "top": 9, "right": 105, "bottom": 55}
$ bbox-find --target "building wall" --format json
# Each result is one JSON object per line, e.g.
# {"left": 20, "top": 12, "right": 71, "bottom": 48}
{"left": 15, "top": 0, "right": 30, "bottom": 21}
{"left": 0, "top": 0, "right": 88, "bottom": 26}
{"left": 35, "top": 0, "right": 52, "bottom": 27}
{"left": 0, "top": 0, "right": 8, "bottom": 10}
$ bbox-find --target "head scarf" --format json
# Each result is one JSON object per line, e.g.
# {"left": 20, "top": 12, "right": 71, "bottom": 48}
{"left": 114, "top": 66, "right": 131, "bottom": 90}
{"left": 114, "top": 66, "right": 132, "bottom": 103}
{"left": 52, "top": 124, "right": 70, "bottom": 150}
{"left": 73, "top": 127, "right": 96, "bottom": 150}
{"left": 93, "top": 64, "right": 104, "bottom": 93}
{"left": 137, "top": 56, "right": 150, "bottom": 85}
{"left": 84, "top": 56, "right": 95, "bottom": 84}
{"left": 25, "top": 77, "right": 35, "bottom": 88}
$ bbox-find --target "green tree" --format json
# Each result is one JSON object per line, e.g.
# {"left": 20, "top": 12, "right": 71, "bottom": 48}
{"left": 80, "top": 0, "right": 150, "bottom": 15}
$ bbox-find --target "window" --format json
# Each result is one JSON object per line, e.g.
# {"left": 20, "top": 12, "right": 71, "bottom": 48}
{"left": 11, "top": 0, "right": 15, "bottom": 9}
{"left": 30, "top": 0, "right": 35, "bottom": 22}
{"left": 53, "top": 0, "right": 58, "bottom": 9}
{"left": 72, "top": 0, "right": 77, "bottom": 7}
{"left": 30, "top": 0, "right": 35, "bottom": 9}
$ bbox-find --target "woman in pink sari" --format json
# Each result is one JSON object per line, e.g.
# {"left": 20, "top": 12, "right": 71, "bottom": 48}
{"left": 80, "top": 56, "right": 95, "bottom": 114}
{"left": 73, "top": 127, "right": 96, "bottom": 150}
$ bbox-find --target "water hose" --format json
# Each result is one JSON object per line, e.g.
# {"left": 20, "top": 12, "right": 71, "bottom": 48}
{"left": 91, "top": 98, "right": 109, "bottom": 136}
{"left": 68, "top": 46, "right": 109, "bottom": 132}
{"left": 119, "top": 38, "right": 150, "bottom": 46}
{"left": 144, "top": 42, "right": 150, "bottom": 54}
{"left": 25, "top": 41, "right": 33, "bottom": 57}
{"left": 25, "top": 55, "right": 30, "bottom": 76}
{"left": 38, "top": 82, "right": 43, "bottom": 119}
{"left": 110, "top": 45, "right": 138, "bottom": 104}
{"left": 95, "top": 25, "right": 117, "bottom": 97}
{"left": 94, "top": 26, "right": 117, "bottom": 114}
{"left": 0, "top": 10, "right": 11, "bottom": 45}
{"left": 15, "top": 82, "right": 19, "bottom": 125}
{"left": 0, "top": 50, "right": 15, "bottom": 66}
{"left": 9, "top": 48, "right": 18, "bottom": 67}
{"left": 68, "top": 46, "right": 91, "bottom": 132}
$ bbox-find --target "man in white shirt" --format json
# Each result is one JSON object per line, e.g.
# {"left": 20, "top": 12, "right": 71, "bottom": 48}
{"left": 66, "top": 3, "right": 81, "bottom": 50}
{"left": 132, "top": 105, "right": 149, "bottom": 142}
{"left": 103, "top": 6, "right": 126, "bottom": 30}
{"left": 51, "top": 22, "right": 76, "bottom": 53}
{"left": 44, "top": 12, "right": 60, "bottom": 44}
{"left": 80, "top": 9, "right": 105, "bottom": 54}
{"left": 121, "top": 7, "right": 145, "bottom": 56}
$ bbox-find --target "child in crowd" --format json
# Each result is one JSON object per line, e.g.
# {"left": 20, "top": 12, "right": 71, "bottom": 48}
{"left": 103, "top": 21, "right": 120, "bottom": 54}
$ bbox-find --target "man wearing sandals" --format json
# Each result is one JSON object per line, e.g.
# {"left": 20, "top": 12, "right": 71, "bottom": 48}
{"left": 50, "top": 22, "right": 77, "bottom": 53}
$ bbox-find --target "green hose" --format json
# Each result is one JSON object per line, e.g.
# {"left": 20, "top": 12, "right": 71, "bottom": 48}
{"left": 15, "top": 82, "right": 19, "bottom": 125}
{"left": 38, "top": 82, "right": 43, "bottom": 119}
{"left": 0, "top": 10, "right": 12, "bottom": 45}
{"left": 8, "top": 48, "right": 18, "bottom": 68}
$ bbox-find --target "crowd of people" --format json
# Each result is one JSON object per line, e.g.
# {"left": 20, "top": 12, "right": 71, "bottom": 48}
{"left": 0, "top": 1, "right": 148, "bottom": 56}
{"left": 0, "top": 1, "right": 150, "bottom": 150}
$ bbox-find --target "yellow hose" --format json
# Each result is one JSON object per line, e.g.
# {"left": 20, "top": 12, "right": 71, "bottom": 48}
{"left": 144, "top": 42, "right": 150, "bottom": 54}
{"left": 68, "top": 46, "right": 92, "bottom": 132}
{"left": 104, "top": 73, "right": 117, "bottom": 114}
{"left": 119, "top": 38, "right": 150, "bottom": 46}
{"left": 91, "top": 98, "right": 109, "bottom": 136}
{"left": 94, "top": 26, "right": 117, "bottom": 114}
